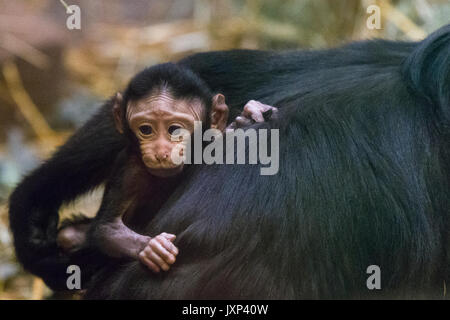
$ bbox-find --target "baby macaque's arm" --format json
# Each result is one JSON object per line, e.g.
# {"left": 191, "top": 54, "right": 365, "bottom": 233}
{"left": 90, "top": 209, "right": 150, "bottom": 260}
{"left": 93, "top": 214, "right": 177, "bottom": 273}
{"left": 86, "top": 158, "right": 178, "bottom": 272}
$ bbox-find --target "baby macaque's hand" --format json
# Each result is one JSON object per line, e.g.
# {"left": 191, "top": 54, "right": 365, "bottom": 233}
{"left": 226, "top": 100, "right": 278, "bottom": 132}
{"left": 138, "top": 233, "right": 179, "bottom": 273}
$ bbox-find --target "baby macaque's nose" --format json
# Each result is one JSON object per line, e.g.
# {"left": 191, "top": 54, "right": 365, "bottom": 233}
{"left": 155, "top": 152, "right": 169, "bottom": 162}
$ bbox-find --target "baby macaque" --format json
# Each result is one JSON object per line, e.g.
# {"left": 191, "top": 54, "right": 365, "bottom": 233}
{"left": 57, "top": 63, "right": 277, "bottom": 273}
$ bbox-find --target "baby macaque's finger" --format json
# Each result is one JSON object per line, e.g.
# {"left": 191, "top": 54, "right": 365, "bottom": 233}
{"left": 158, "top": 236, "right": 179, "bottom": 256}
{"left": 149, "top": 251, "right": 170, "bottom": 271}
{"left": 161, "top": 233, "right": 176, "bottom": 241}
{"left": 243, "top": 101, "right": 265, "bottom": 122}
{"left": 235, "top": 116, "right": 253, "bottom": 128}
{"left": 151, "top": 237, "right": 176, "bottom": 264}
{"left": 243, "top": 100, "right": 278, "bottom": 123}
{"left": 139, "top": 251, "right": 160, "bottom": 273}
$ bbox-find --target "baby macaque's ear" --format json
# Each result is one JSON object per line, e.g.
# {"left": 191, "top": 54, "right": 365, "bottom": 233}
{"left": 113, "top": 92, "right": 124, "bottom": 134}
{"left": 210, "top": 93, "right": 229, "bottom": 132}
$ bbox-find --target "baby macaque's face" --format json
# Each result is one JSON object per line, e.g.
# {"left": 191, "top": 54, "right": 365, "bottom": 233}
{"left": 127, "top": 92, "right": 204, "bottom": 177}
{"left": 113, "top": 91, "right": 229, "bottom": 177}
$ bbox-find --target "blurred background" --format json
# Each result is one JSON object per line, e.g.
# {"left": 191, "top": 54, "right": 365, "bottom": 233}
{"left": 0, "top": 0, "right": 448, "bottom": 299}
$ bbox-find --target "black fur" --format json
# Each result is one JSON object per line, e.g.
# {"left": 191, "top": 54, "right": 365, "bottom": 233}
{"left": 123, "top": 62, "right": 213, "bottom": 106}
{"left": 8, "top": 97, "right": 125, "bottom": 290}
{"left": 9, "top": 25, "right": 450, "bottom": 298}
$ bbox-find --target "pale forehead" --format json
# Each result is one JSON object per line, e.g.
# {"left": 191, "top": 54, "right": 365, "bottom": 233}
{"left": 126, "top": 91, "right": 204, "bottom": 119}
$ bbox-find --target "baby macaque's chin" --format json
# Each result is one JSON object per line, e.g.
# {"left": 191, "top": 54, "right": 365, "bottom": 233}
{"left": 147, "top": 165, "right": 184, "bottom": 177}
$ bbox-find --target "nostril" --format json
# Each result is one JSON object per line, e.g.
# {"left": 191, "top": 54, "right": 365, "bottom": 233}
{"left": 155, "top": 153, "right": 169, "bottom": 162}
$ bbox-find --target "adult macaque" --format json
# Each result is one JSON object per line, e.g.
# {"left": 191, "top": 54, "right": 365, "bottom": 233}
{"left": 57, "top": 63, "right": 277, "bottom": 273}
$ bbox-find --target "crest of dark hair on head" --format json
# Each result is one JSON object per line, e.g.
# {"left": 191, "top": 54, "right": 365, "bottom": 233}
{"left": 122, "top": 63, "right": 213, "bottom": 111}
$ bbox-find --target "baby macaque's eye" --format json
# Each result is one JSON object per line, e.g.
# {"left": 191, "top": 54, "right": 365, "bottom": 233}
{"left": 168, "top": 125, "right": 182, "bottom": 135}
{"left": 139, "top": 125, "right": 153, "bottom": 135}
